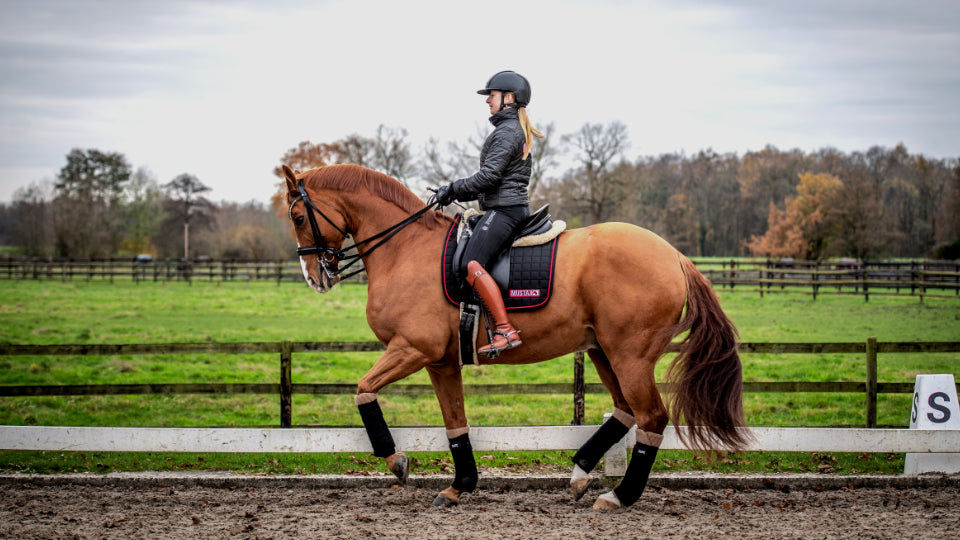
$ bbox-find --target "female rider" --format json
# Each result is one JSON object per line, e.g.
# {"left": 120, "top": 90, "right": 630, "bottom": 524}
{"left": 434, "top": 70, "right": 544, "bottom": 356}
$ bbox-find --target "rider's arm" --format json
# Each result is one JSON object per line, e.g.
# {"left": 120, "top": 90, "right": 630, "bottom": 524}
{"left": 450, "top": 128, "right": 520, "bottom": 201}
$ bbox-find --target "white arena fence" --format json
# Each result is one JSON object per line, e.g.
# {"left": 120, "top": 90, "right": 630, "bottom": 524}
{"left": 2, "top": 425, "right": 958, "bottom": 477}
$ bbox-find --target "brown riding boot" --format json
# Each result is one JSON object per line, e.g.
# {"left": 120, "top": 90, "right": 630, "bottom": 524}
{"left": 466, "top": 260, "right": 522, "bottom": 355}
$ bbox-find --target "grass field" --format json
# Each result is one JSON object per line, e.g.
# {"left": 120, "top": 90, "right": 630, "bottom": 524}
{"left": 1, "top": 279, "right": 958, "bottom": 476}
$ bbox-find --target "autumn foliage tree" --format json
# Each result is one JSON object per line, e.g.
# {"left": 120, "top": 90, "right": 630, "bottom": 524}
{"left": 746, "top": 172, "right": 842, "bottom": 259}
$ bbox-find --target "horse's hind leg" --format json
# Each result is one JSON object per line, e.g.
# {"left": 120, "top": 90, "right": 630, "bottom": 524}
{"left": 591, "top": 339, "right": 670, "bottom": 510}
{"left": 570, "top": 348, "right": 636, "bottom": 500}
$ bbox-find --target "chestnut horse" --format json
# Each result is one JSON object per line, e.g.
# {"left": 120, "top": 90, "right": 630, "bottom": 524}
{"left": 283, "top": 164, "right": 750, "bottom": 510}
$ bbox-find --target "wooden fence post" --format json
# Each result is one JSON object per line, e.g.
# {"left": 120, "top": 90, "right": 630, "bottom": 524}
{"left": 863, "top": 265, "right": 870, "bottom": 302}
{"left": 280, "top": 341, "right": 293, "bottom": 428}
{"left": 573, "top": 352, "right": 585, "bottom": 425}
{"left": 919, "top": 262, "right": 926, "bottom": 305}
{"left": 866, "top": 337, "right": 878, "bottom": 428}
{"left": 812, "top": 260, "right": 820, "bottom": 301}
{"left": 910, "top": 261, "right": 917, "bottom": 295}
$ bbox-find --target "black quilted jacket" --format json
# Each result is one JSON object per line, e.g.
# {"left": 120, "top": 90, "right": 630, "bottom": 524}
{"left": 451, "top": 107, "right": 531, "bottom": 210}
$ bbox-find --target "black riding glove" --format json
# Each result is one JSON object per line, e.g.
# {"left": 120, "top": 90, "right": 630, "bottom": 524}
{"left": 434, "top": 183, "right": 456, "bottom": 206}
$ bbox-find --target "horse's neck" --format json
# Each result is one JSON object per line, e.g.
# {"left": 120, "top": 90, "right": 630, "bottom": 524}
{"left": 348, "top": 195, "right": 406, "bottom": 245}
{"left": 346, "top": 194, "right": 441, "bottom": 269}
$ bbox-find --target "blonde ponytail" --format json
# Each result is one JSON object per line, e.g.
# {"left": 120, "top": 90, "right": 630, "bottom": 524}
{"left": 517, "top": 107, "right": 544, "bottom": 160}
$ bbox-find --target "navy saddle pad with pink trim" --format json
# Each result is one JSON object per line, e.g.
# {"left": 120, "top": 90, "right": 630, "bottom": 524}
{"left": 441, "top": 213, "right": 559, "bottom": 311}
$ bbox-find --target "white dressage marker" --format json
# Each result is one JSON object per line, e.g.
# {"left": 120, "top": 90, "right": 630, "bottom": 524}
{"left": 904, "top": 374, "right": 960, "bottom": 475}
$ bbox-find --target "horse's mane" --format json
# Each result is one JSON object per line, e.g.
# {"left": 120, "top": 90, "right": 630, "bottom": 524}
{"left": 300, "top": 164, "right": 449, "bottom": 230}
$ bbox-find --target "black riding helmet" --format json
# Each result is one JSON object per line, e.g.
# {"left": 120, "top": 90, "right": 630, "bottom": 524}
{"left": 477, "top": 70, "right": 532, "bottom": 108}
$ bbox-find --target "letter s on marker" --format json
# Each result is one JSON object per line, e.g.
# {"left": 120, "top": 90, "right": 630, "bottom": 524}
{"left": 926, "top": 392, "right": 951, "bottom": 424}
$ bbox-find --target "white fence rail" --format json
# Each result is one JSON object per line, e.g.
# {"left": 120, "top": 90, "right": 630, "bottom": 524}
{"left": 3, "top": 425, "right": 958, "bottom": 476}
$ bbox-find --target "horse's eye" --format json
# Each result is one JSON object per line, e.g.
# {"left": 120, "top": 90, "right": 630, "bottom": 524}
{"left": 294, "top": 216, "right": 305, "bottom": 227}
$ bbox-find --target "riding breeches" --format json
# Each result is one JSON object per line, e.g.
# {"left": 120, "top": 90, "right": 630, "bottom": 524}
{"left": 458, "top": 205, "right": 529, "bottom": 275}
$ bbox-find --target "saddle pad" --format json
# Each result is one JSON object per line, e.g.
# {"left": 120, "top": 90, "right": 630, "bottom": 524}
{"left": 442, "top": 215, "right": 559, "bottom": 311}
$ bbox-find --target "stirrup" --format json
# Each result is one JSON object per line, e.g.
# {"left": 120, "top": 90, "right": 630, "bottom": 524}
{"left": 479, "top": 329, "right": 522, "bottom": 358}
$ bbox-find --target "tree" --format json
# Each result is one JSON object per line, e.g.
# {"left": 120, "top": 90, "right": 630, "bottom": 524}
{"left": 629, "top": 153, "right": 683, "bottom": 234}
{"left": 746, "top": 172, "right": 842, "bottom": 259}
{"left": 676, "top": 149, "right": 741, "bottom": 256}
{"left": 272, "top": 141, "right": 339, "bottom": 178}
{"left": 162, "top": 173, "right": 213, "bottom": 259}
{"left": 122, "top": 168, "right": 165, "bottom": 255}
{"left": 663, "top": 192, "right": 699, "bottom": 254}
{"left": 527, "top": 121, "right": 560, "bottom": 200}
{"left": 561, "top": 121, "right": 630, "bottom": 224}
{"left": 370, "top": 125, "right": 415, "bottom": 183}
{"left": 828, "top": 168, "right": 888, "bottom": 259}
{"left": 10, "top": 183, "right": 53, "bottom": 257}
{"left": 736, "top": 146, "right": 808, "bottom": 242}
{"left": 272, "top": 125, "right": 416, "bottom": 216}
{"left": 420, "top": 137, "right": 478, "bottom": 188}
{"left": 52, "top": 148, "right": 132, "bottom": 257}
{"left": 55, "top": 148, "right": 131, "bottom": 202}
{"left": 208, "top": 201, "right": 290, "bottom": 260}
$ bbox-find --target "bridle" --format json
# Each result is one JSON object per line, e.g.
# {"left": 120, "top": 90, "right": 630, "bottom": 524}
{"left": 288, "top": 178, "right": 439, "bottom": 282}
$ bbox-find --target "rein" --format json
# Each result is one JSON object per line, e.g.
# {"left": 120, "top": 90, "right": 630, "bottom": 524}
{"left": 289, "top": 178, "right": 439, "bottom": 281}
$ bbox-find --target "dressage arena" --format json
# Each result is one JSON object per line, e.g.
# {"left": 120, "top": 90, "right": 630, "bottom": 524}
{"left": 2, "top": 426, "right": 959, "bottom": 537}
{"left": 2, "top": 473, "right": 959, "bottom": 539}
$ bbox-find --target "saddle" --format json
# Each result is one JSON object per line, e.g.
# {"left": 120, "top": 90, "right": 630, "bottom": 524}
{"left": 441, "top": 206, "right": 565, "bottom": 365}
{"left": 442, "top": 205, "right": 564, "bottom": 309}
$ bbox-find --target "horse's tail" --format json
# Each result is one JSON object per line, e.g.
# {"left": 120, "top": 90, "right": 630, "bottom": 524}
{"left": 664, "top": 255, "right": 752, "bottom": 452}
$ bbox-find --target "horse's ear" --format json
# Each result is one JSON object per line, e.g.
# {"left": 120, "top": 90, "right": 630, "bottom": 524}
{"left": 282, "top": 165, "right": 297, "bottom": 193}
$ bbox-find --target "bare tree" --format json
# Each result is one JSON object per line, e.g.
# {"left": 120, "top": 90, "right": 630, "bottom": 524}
{"left": 563, "top": 121, "right": 631, "bottom": 224}
{"left": 527, "top": 121, "right": 560, "bottom": 199}
{"left": 162, "top": 173, "right": 214, "bottom": 259}
{"left": 371, "top": 125, "right": 415, "bottom": 182}
{"left": 10, "top": 182, "right": 53, "bottom": 257}
{"left": 208, "top": 201, "right": 290, "bottom": 259}
{"left": 420, "top": 137, "right": 477, "bottom": 187}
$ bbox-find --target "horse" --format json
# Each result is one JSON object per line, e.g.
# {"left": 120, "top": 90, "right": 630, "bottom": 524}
{"left": 282, "top": 163, "right": 750, "bottom": 510}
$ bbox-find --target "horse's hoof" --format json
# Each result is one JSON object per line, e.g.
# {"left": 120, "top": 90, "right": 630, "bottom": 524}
{"left": 571, "top": 476, "right": 592, "bottom": 501}
{"left": 386, "top": 452, "right": 409, "bottom": 484}
{"left": 431, "top": 493, "right": 459, "bottom": 507}
{"left": 431, "top": 486, "right": 461, "bottom": 507}
{"left": 592, "top": 491, "right": 622, "bottom": 511}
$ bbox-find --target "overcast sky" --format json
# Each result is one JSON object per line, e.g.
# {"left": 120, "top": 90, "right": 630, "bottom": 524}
{"left": 1, "top": 0, "right": 958, "bottom": 204}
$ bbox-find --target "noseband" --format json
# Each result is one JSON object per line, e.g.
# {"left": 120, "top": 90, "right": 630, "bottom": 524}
{"left": 289, "top": 178, "right": 439, "bottom": 281}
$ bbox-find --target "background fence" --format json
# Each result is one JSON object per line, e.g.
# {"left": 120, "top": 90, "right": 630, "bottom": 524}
{"left": 2, "top": 339, "right": 958, "bottom": 429}
{"left": 3, "top": 257, "right": 958, "bottom": 299}
{"left": 695, "top": 259, "right": 960, "bottom": 300}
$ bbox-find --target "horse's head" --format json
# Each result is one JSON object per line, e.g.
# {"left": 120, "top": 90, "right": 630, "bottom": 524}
{"left": 283, "top": 164, "right": 349, "bottom": 293}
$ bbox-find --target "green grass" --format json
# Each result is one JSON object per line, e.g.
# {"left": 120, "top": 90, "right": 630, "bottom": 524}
{"left": 0, "top": 280, "right": 957, "bottom": 476}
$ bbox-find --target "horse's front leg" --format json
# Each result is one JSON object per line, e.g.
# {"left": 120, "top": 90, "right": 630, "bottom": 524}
{"left": 355, "top": 336, "right": 435, "bottom": 484}
{"left": 426, "top": 360, "right": 476, "bottom": 507}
